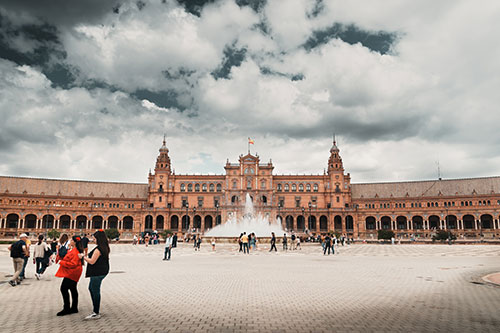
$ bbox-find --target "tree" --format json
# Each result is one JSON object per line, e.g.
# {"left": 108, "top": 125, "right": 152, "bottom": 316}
{"left": 378, "top": 230, "right": 395, "bottom": 240}
{"left": 160, "top": 230, "right": 173, "bottom": 240}
{"left": 432, "top": 230, "right": 456, "bottom": 242}
{"left": 105, "top": 228, "right": 120, "bottom": 240}
{"left": 47, "top": 229, "right": 61, "bottom": 239}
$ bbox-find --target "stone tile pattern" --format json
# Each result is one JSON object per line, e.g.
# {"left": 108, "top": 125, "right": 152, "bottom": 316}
{"left": 1, "top": 243, "right": 500, "bottom": 333}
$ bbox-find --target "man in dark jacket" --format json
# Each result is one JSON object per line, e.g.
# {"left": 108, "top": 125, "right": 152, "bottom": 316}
{"left": 8, "top": 234, "right": 29, "bottom": 286}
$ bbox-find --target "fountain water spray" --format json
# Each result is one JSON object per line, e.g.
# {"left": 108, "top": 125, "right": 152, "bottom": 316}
{"left": 205, "top": 193, "right": 285, "bottom": 237}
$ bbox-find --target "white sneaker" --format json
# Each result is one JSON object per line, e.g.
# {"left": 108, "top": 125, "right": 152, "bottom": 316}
{"left": 35, "top": 273, "right": 40, "bottom": 280}
{"left": 85, "top": 312, "right": 101, "bottom": 320}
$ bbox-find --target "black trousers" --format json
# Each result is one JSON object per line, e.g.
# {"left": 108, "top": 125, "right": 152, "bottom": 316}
{"left": 323, "top": 244, "right": 331, "bottom": 255}
{"left": 164, "top": 247, "right": 171, "bottom": 260}
{"left": 60, "top": 277, "right": 78, "bottom": 310}
{"left": 270, "top": 243, "right": 277, "bottom": 252}
{"left": 35, "top": 257, "right": 48, "bottom": 274}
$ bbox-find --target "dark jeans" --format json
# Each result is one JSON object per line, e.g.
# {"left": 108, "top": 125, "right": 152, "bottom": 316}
{"left": 239, "top": 242, "right": 242, "bottom": 252}
{"left": 89, "top": 275, "right": 106, "bottom": 314}
{"left": 323, "top": 244, "right": 331, "bottom": 255}
{"left": 243, "top": 243, "right": 249, "bottom": 254}
{"left": 164, "top": 247, "right": 171, "bottom": 260}
{"left": 35, "top": 257, "right": 48, "bottom": 274}
{"left": 20, "top": 256, "right": 29, "bottom": 279}
{"left": 60, "top": 277, "right": 78, "bottom": 310}
{"left": 270, "top": 243, "right": 277, "bottom": 252}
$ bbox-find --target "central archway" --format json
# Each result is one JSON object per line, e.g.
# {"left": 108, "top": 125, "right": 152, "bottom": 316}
{"left": 182, "top": 215, "right": 190, "bottom": 230}
{"left": 25, "top": 214, "right": 37, "bottom": 229}
{"left": 204, "top": 215, "right": 213, "bottom": 230}
{"left": 412, "top": 216, "right": 423, "bottom": 229}
{"left": 296, "top": 215, "right": 305, "bottom": 231}
{"left": 286, "top": 215, "right": 294, "bottom": 230}
{"left": 396, "top": 216, "right": 407, "bottom": 230}
{"left": 320, "top": 215, "right": 328, "bottom": 231}
{"left": 194, "top": 215, "right": 202, "bottom": 229}
{"left": 381, "top": 216, "right": 391, "bottom": 230}
{"left": 345, "top": 215, "right": 354, "bottom": 231}
{"left": 170, "top": 215, "right": 179, "bottom": 230}
{"left": 60, "top": 215, "right": 71, "bottom": 229}
{"left": 308, "top": 215, "right": 316, "bottom": 231}
{"left": 334, "top": 215, "right": 342, "bottom": 230}
{"left": 463, "top": 215, "right": 475, "bottom": 229}
{"left": 156, "top": 215, "right": 164, "bottom": 230}
{"left": 365, "top": 216, "right": 376, "bottom": 230}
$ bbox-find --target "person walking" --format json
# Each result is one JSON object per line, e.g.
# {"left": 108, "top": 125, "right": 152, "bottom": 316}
{"left": 55, "top": 236, "right": 84, "bottom": 316}
{"left": 291, "top": 233, "right": 296, "bottom": 250}
{"left": 163, "top": 233, "right": 173, "bottom": 260}
{"left": 330, "top": 234, "right": 335, "bottom": 255}
{"left": 241, "top": 232, "right": 249, "bottom": 254}
{"left": 269, "top": 232, "right": 277, "bottom": 252}
{"left": 249, "top": 233, "right": 256, "bottom": 250}
{"left": 33, "top": 234, "right": 51, "bottom": 279}
{"left": 211, "top": 237, "right": 216, "bottom": 251}
{"left": 196, "top": 235, "right": 202, "bottom": 251}
{"left": 172, "top": 233, "right": 178, "bottom": 248}
{"left": 8, "top": 233, "right": 29, "bottom": 286}
{"left": 82, "top": 230, "right": 110, "bottom": 320}
{"left": 56, "top": 234, "right": 69, "bottom": 263}
{"left": 238, "top": 233, "right": 243, "bottom": 252}
{"left": 283, "top": 233, "right": 288, "bottom": 251}
{"left": 133, "top": 234, "right": 138, "bottom": 245}
{"left": 19, "top": 233, "right": 31, "bottom": 282}
{"left": 323, "top": 234, "right": 331, "bottom": 255}
{"left": 296, "top": 236, "right": 301, "bottom": 250}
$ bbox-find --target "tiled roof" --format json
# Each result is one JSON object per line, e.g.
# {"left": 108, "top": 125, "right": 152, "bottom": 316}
{"left": 0, "top": 176, "right": 148, "bottom": 199}
{"left": 351, "top": 176, "right": 500, "bottom": 199}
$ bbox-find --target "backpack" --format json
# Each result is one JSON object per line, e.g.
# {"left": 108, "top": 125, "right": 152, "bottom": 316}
{"left": 58, "top": 245, "right": 68, "bottom": 259}
{"left": 43, "top": 245, "right": 53, "bottom": 264}
{"left": 10, "top": 240, "right": 25, "bottom": 258}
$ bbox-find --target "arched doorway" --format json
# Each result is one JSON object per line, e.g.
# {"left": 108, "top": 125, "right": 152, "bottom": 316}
{"left": 182, "top": 215, "right": 190, "bottom": 230}
{"left": 381, "top": 216, "right": 391, "bottom": 230}
{"left": 345, "top": 215, "right": 354, "bottom": 231}
{"left": 204, "top": 215, "right": 213, "bottom": 230}
{"left": 308, "top": 215, "right": 316, "bottom": 231}
{"left": 463, "top": 215, "right": 475, "bottom": 229}
{"left": 334, "top": 215, "right": 342, "bottom": 230}
{"left": 286, "top": 215, "right": 294, "bottom": 230}
{"left": 92, "top": 216, "right": 103, "bottom": 229}
{"left": 215, "top": 215, "right": 221, "bottom": 225}
{"left": 108, "top": 216, "right": 118, "bottom": 229}
{"left": 156, "top": 215, "right": 164, "bottom": 230}
{"left": 25, "top": 214, "right": 37, "bottom": 229}
{"left": 76, "top": 215, "right": 87, "bottom": 230}
{"left": 365, "top": 216, "right": 376, "bottom": 230}
{"left": 412, "top": 216, "right": 423, "bottom": 229}
{"left": 145, "top": 215, "right": 153, "bottom": 231}
{"left": 42, "top": 214, "right": 54, "bottom": 229}
{"left": 297, "top": 215, "right": 305, "bottom": 231}
{"left": 320, "top": 215, "right": 328, "bottom": 231}
{"left": 123, "top": 216, "right": 134, "bottom": 230}
{"left": 445, "top": 215, "right": 457, "bottom": 229}
{"left": 60, "top": 215, "right": 71, "bottom": 229}
{"left": 194, "top": 215, "right": 202, "bottom": 229}
{"left": 7, "top": 213, "right": 19, "bottom": 228}
{"left": 396, "top": 216, "right": 407, "bottom": 230}
{"left": 481, "top": 214, "right": 493, "bottom": 229}
{"left": 171, "top": 215, "right": 179, "bottom": 230}
{"left": 429, "top": 215, "right": 440, "bottom": 229}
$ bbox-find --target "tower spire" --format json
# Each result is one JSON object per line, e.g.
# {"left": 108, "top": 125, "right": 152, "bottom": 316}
{"left": 163, "top": 133, "right": 166, "bottom": 146}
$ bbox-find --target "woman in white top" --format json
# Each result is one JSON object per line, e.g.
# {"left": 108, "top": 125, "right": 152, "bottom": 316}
{"left": 33, "top": 234, "right": 51, "bottom": 279}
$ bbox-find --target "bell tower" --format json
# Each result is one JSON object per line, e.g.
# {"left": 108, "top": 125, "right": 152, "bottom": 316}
{"left": 155, "top": 135, "right": 172, "bottom": 175}
{"left": 327, "top": 137, "right": 351, "bottom": 208}
{"left": 148, "top": 135, "right": 172, "bottom": 208}
{"left": 327, "top": 137, "right": 344, "bottom": 175}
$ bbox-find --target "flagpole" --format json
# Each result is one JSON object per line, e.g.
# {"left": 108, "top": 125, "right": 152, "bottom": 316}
{"left": 248, "top": 140, "right": 250, "bottom": 154}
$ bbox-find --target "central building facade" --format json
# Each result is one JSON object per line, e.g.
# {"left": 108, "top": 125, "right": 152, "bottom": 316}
{"left": 1, "top": 139, "right": 499, "bottom": 239}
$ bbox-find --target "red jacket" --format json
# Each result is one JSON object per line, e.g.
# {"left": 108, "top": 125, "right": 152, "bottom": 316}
{"left": 55, "top": 248, "right": 83, "bottom": 282}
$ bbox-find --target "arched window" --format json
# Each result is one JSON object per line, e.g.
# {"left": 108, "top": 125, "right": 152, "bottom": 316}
{"left": 209, "top": 183, "right": 215, "bottom": 192}
{"left": 306, "top": 183, "right": 311, "bottom": 191}
{"left": 299, "top": 184, "right": 304, "bottom": 191}
{"left": 180, "top": 183, "right": 185, "bottom": 191}
{"left": 262, "top": 195, "right": 267, "bottom": 204}
{"left": 291, "top": 184, "right": 297, "bottom": 191}
{"left": 232, "top": 180, "right": 237, "bottom": 189}
{"left": 202, "top": 183, "right": 207, "bottom": 191}
{"left": 187, "top": 184, "right": 193, "bottom": 192}
{"left": 216, "top": 183, "right": 222, "bottom": 192}
{"left": 277, "top": 184, "right": 282, "bottom": 191}
{"left": 284, "top": 184, "right": 289, "bottom": 191}
{"left": 313, "top": 183, "right": 319, "bottom": 192}
{"left": 261, "top": 180, "right": 266, "bottom": 189}
{"left": 195, "top": 183, "right": 200, "bottom": 192}
{"left": 231, "top": 195, "right": 238, "bottom": 204}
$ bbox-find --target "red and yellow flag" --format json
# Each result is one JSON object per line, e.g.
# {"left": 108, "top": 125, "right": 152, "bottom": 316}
{"left": 248, "top": 137, "right": 254, "bottom": 145}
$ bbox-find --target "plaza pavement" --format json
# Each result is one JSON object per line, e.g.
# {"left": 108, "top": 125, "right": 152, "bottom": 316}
{"left": 1, "top": 242, "right": 500, "bottom": 333}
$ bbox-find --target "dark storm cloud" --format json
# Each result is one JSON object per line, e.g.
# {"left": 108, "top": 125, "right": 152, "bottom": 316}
{"left": 211, "top": 45, "right": 247, "bottom": 79}
{"left": 308, "top": 0, "right": 324, "bottom": 18}
{"left": 0, "top": 0, "right": 122, "bottom": 27}
{"left": 303, "top": 23, "right": 398, "bottom": 54}
{"left": 235, "top": 0, "right": 268, "bottom": 13}
{"left": 177, "top": 0, "right": 218, "bottom": 16}
{"left": 259, "top": 66, "right": 304, "bottom": 82}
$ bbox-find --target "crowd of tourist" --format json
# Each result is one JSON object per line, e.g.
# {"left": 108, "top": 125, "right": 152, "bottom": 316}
{"left": 8, "top": 231, "right": 110, "bottom": 320}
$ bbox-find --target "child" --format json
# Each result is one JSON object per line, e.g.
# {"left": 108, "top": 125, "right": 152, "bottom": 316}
{"left": 211, "top": 237, "right": 216, "bottom": 251}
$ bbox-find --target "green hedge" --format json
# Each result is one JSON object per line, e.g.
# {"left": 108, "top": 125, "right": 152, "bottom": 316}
{"left": 378, "top": 230, "right": 395, "bottom": 240}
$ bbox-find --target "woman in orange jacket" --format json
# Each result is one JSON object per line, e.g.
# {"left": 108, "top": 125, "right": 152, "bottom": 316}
{"left": 55, "top": 235, "right": 84, "bottom": 316}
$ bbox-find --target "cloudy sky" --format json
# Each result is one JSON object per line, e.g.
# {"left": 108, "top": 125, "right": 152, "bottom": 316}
{"left": 0, "top": 0, "right": 499, "bottom": 184}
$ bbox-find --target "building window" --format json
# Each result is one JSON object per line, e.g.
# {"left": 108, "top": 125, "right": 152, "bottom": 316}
{"left": 284, "top": 184, "right": 289, "bottom": 191}
{"left": 198, "top": 197, "right": 203, "bottom": 207}
{"left": 216, "top": 184, "right": 222, "bottom": 192}
{"left": 292, "top": 184, "right": 297, "bottom": 191}
{"left": 209, "top": 183, "right": 215, "bottom": 192}
{"left": 313, "top": 184, "right": 319, "bottom": 192}
{"left": 195, "top": 184, "right": 200, "bottom": 192}
{"left": 182, "top": 198, "right": 187, "bottom": 207}
{"left": 187, "top": 184, "right": 193, "bottom": 192}
{"left": 180, "top": 183, "right": 185, "bottom": 192}
{"left": 159, "top": 197, "right": 162, "bottom": 202}
{"left": 306, "top": 183, "right": 311, "bottom": 192}
{"left": 277, "top": 184, "right": 282, "bottom": 191}
{"left": 295, "top": 197, "right": 301, "bottom": 208}
{"left": 299, "top": 184, "right": 304, "bottom": 192}
{"left": 232, "top": 180, "right": 237, "bottom": 189}
{"left": 202, "top": 184, "right": 207, "bottom": 192}
{"left": 261, "top": 180, "right": 266, "bottom": 189}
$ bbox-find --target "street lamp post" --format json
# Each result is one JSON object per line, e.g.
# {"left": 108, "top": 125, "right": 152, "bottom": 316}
{"left": 301, "top": 207, "right": 305, "bottom": 233}
{"left": 308, "top": 201, "right": 312, "bottom": 232}
{"left": 185, "top": 202, "right": 189, "bottom": 232}
{"left": 215, "top": 202, "right": 219, "bottom": 225}
{"left": 278, "top": 202, "right": 282, "bottom": 228}
{"left": 193, "top": 207, "right": 197, "bottom": 232}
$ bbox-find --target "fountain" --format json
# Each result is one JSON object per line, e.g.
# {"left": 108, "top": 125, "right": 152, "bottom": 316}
{"left": 205, "top": 193, "right": 285, "bottom": 238}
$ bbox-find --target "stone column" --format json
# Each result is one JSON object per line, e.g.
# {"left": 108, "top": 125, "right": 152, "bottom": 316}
{"left": 20, "top": 219, "right": 24, "bottom": 229}
{"left": 55, "top": 220, "right": 59, "bottom": 229}
{"left": 104, "top": 220, "right": 108, "bottom": 229}
{"left": 475, "top": 219, "right": 478, "bottom": 229}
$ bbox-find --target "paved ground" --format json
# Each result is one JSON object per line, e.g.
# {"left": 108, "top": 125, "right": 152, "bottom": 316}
{"left": 1, "top": 242, "right": 499, "bottom": 332}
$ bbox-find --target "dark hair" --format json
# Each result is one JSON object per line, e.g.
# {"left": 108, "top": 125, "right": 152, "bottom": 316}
{"left": 59, "top": 234, "right": 68, "bottom": 244}
{"left": 38, "top": 234, "right": 44, "bottom": 245}
{"left": 72, "top": 236, "right": 84, "bottom": 265}
{"left": 93, "top": 230, "right": 110, "bottom": 258}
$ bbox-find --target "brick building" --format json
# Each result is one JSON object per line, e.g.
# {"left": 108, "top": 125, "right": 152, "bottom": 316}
{"left": 1, "top": 139, "right": 499, "bottom": 239}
